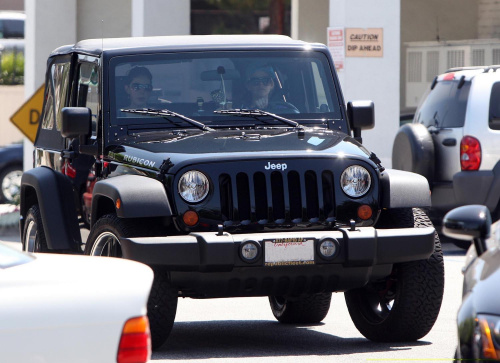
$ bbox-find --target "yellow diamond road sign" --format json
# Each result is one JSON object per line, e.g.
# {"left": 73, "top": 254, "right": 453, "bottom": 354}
{"left": 10, "top": 84, "right": 45, "bottom": 143}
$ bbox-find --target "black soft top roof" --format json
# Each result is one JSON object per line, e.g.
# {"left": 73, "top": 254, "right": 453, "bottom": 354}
{"left": 50, "top": 34, "right": 321, "bottom": 57}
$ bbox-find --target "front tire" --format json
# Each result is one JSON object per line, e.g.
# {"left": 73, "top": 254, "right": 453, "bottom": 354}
{"left": 344, "top": 208, "right": 444, "bottom": 342}
{"left": 85, "top": 214, "right": 178, "bottom": 349}
{"left": 269, "top": 293, "right": 332, "bottom": 324}
{"left": 22, "top": 204, "right": 48, "bottom": 253}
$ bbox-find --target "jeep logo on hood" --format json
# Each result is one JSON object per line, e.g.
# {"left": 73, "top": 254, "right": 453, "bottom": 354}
{"left": 265, "top": 162, "right": 287, "bottom": 171}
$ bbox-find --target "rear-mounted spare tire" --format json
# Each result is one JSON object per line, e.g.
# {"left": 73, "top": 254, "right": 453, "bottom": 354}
{"left": 392, "top": 123, "right": 435, "bottom": 187}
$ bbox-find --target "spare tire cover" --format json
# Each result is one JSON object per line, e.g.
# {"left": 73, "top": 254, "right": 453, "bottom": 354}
{"left": 392, "top": 123, "right": 435, "bottom": 186}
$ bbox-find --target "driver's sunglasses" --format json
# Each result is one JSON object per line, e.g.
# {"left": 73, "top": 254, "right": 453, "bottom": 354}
{"left": 130, "top": 83, "right": 153, "bottom": 91}
{"left": 247, "top": 77, "right": 272, "bottom": 86}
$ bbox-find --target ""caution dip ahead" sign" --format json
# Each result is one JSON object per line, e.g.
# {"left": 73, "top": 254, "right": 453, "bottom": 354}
{"left": 345, "top": 28, "right": 383, "bottom": 57}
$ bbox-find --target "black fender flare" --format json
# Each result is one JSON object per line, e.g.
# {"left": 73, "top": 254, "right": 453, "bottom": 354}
{"left": 380, "top": 168, "right": 431, "bottom": 209}
{"left": 20, "top": 166, "right": 81, "bottom": 251}
{"left": 91, "top": 174, "right": 173, "bottom": 226}
{"left": 392, "top": 123, "right": 435, "bottom": 187}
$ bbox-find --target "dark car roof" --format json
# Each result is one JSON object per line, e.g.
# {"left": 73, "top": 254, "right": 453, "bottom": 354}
{"left": 50, "top": 35, "right": 319, "bottom": 57}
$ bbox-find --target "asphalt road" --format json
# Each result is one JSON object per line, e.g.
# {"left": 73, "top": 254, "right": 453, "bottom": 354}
{"left": 2, "top": 228, "right": 466, "bottom": 363}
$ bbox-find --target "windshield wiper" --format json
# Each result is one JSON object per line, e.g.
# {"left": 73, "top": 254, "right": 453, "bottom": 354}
{"left": 214, "top": 108, "right": 304, "bottom": 129}
{"left": 121, "top": 108, "right": 214, "bottom": 132}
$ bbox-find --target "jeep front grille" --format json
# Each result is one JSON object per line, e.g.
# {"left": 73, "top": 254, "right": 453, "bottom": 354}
{"left": 219, "top": 170, "right": 336, "bottom": 225}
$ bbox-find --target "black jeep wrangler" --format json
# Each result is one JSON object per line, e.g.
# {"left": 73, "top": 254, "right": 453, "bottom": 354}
{"left": 20, "top": 35, "right": 444, "bottom": 349}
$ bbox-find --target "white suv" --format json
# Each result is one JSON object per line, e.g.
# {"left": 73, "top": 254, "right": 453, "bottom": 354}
{"left": 393, "top": 66, "right": 500, "bottom": 225}
{"left": 0, "top": 11, "right": 25, "bottom": 52}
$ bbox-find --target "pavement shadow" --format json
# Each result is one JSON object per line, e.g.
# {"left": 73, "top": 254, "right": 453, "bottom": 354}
{"left": 153, "top": 320, "right": 430, "bottom": 360}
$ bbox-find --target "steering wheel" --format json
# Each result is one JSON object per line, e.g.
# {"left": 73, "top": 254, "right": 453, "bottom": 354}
{"left": 270, "top": 101, "right": 300, "bottom": 114}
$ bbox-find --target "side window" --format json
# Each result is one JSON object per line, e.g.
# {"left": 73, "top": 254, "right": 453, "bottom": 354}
{"left": 311, "top": 61, "right": 332, "bottom": 112}
{"left": 488, "top": 82, "right": 500, "bottom": 130}
{"left": 77, "top": 62, "right": 99, "bottom": 136}
{"left": 41, "top": 79, "right": 55, "bottom": 130}
{"left": 41, "top": 61, "right": 71, "bottom": 131}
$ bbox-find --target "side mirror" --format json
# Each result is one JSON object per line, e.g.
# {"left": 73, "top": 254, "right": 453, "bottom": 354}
{"left": 443, "top": 205, "right": 491, "bottom": 256}
{"left": 347, "top": 101, "right": 374, "bottom": 143}
{"left": 61, "top": 107, "right": 91, "bottom": 138}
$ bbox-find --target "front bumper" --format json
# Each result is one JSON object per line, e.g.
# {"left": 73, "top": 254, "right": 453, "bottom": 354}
{"left": 120, "top": 227, "right": 435, "bottom": 298}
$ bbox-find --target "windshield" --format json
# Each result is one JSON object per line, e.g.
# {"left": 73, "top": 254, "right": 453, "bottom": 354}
{"left": 110, "top": 50, "right": 342, "bottom": 128}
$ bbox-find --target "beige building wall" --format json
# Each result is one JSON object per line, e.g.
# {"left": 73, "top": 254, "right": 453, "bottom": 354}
{"left": 400, "top": 0, "right": 478, "bottom": 112}
{"left": 478, "top": 0, "right": 500, "bottom": 38}
{"left": 0, "top": 0, "right": 23, "bottom": 10}
{"left": 291, "top": 0, "right": 329, "bottom": 44}
{"left": 77, "top": 0, "right": 132, "bottom": 40}
{"left": 0, "top": 85, "right": 25, "bottom": 146}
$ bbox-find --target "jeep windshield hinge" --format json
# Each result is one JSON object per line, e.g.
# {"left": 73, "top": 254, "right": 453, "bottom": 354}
{"left": 369, "top": 152, "right": 385, "bottom": 172}
{"left": 159, "top": 158, "right": 174, "bottom": 175}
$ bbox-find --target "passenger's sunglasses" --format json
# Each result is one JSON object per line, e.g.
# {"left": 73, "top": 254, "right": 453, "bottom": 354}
{"left": 247, "top": 77, "right": 272, "bottom": 86}
{"left": 130, "top": 83, "right": 152, "bottom": 91}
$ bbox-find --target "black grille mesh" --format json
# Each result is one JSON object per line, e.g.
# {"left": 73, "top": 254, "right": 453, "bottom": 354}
{"left": 219, "top": 170, "right": 335, "bottom": 225}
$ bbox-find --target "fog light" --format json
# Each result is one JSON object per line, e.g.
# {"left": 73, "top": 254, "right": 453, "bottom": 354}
{"left": 183, "top": 210, "right": 199, "bottom": 226}
{"left": 318, "top": 238, "right": 338, "bottom": 259}
{"left": 240, "top": 241, "right": 259, "bottom": 262}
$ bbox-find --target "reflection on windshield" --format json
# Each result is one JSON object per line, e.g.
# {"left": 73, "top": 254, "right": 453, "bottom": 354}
{"left": 111, "top": 51, "right": 341, "bottom": 125}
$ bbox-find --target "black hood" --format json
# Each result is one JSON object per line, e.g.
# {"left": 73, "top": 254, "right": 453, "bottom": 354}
{"left": 106, "top": 128, "right": 373, "bottom": 173}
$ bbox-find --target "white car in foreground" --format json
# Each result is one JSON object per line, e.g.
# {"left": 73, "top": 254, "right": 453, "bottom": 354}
{"left": 0, "top": 243, "right": 153, "bottom": 363}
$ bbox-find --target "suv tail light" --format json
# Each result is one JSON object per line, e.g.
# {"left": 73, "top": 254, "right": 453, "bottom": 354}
{"left": 117, "top": 316, "right": 151, "bottom": 363}
{"left": 460, "top": 136, "right": 481, "bottom": 171}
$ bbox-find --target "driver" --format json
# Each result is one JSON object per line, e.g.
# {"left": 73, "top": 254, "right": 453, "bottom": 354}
{"left": 242, "top": 65, "right": 299, "bottom": 113}
{"left": 244, "top": 66, "right": 275, "bottom": 109}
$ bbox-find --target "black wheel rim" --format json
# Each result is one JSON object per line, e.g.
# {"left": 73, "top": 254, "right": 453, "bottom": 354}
{"left": 90, "top": 232, "right": 122, "bottom": 257}
{"left": 271, "top": 296, "right": 287, "bottom": 310}
{"left": 357, "top": 274, "right": 397, "bottom": 323}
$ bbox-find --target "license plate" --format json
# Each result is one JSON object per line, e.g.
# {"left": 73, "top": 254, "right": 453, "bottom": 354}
{"left": 264, "top": 238, "right": 315, "bottom": 266}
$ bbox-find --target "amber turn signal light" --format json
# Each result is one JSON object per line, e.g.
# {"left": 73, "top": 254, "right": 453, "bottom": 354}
{"left": 183, "top": 210, "right": 199, "bottom": 226}
{"left": 357, "top": 205, "right": 373, "bottom": 220}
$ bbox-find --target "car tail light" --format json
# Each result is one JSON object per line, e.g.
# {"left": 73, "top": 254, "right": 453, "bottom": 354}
{"left": 117, "top": 316, "right": 151, "bottom": 363}
{"left": 460, "top": 136, "right": 481, "bottom": 171}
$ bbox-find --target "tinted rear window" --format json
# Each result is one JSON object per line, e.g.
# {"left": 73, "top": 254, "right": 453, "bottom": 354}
{"left": 415, "top": 79, "right": 470, "bottom": 128}
{"left": 0, "top": 19, "right": 24, "bottom": 38}
{"left": 489, "top": 82, "right": 500, "bottom": 130}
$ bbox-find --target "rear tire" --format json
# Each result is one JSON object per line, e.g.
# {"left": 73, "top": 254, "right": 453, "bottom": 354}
{"left": 269, "top": 292, "right": 332, "bottom": 324}
{"left": 345, "top": 208, "right": 444, "bottom": 341}
{"left": 85, "top": 214, "right": 178, "bottom": 349}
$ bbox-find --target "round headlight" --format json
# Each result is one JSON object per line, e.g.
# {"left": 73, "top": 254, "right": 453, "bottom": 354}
{"left": 178, "top": 170, "right": 210, "bottom": 203}
{"left": 340, "top": 165, "right": 371, "bottom": 197}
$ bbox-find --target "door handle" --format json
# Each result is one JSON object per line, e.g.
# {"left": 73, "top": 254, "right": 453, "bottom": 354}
{"left": 442, "top": 138, "right": 456, "bottom": 146}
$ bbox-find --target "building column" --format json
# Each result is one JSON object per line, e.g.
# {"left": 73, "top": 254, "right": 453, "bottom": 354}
{"left": 24, "top": 0, "right": 77, "bottom": 170}
{"left": 132, "top": 0, "right": 190, "bottom": 37}
{"left": 330, "top": 0, "right": 400, "bottom": 167}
